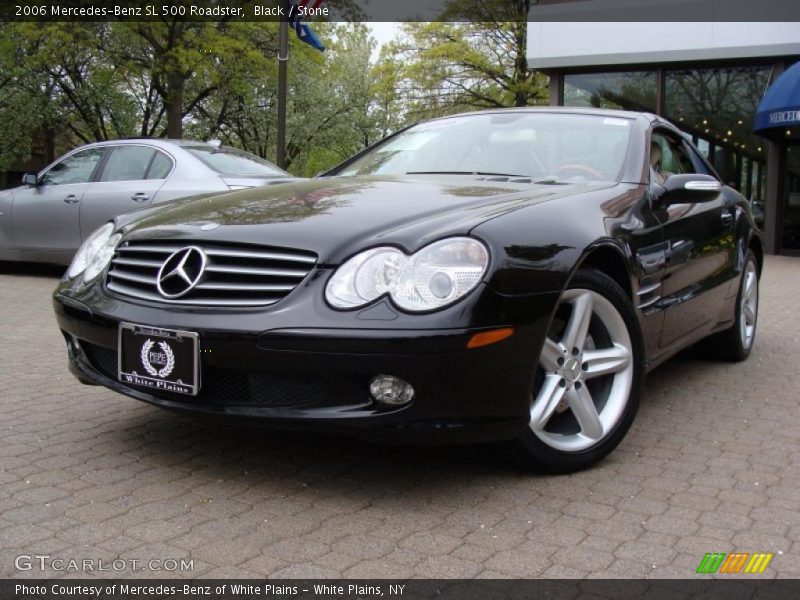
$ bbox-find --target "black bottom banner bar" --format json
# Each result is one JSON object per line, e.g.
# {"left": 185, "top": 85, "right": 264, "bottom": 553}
{"left": 3, "top": 579, "right": 800, "bottom": 600}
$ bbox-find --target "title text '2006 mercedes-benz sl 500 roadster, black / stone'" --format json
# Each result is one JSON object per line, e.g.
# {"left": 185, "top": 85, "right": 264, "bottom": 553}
{"left": 53, "top": 108, "right": 762, "bottom": 472}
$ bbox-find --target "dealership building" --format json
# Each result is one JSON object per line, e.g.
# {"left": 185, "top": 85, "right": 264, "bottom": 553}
{"left": 527, "top": 16, "right": 800, "bottom": 255}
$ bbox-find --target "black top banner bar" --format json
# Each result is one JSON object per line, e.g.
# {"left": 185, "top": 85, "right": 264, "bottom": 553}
{"left": 5, "top": 579, "right": 800, "bottom": 600}
{"left": 3, "top": 0, "right": 800, "bottom": 22}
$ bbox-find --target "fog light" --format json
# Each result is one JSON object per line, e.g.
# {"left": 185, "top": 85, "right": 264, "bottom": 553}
{"left": 69, "top": 335, "right": 85, "bottom": 358}
{"left": 369, "top": 375, "right": 415, "bottom": 406}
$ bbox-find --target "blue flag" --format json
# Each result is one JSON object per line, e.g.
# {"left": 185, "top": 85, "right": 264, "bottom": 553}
{"left": 294, "top": 21, "right": 325, "bottom": 52}
{"left": 290, "top": 1, "right": 326, "bottom": 52}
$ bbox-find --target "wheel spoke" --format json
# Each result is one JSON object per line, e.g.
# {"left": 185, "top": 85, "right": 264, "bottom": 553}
{"left": 561, "top": 292, "right": 593, "bottom": 352}
{"left": 745, "top": 272, "right": 755, "bottom": 300}
{"left": 582, "top": 344, "right": 631, "bottom": 379}
{"left": 539, "top": 338, "right": 562, "bottom": 372}
{"left": 530, "top": 374, "right": 566, "bottom": 431}
{"left": 566, "top": 385, "right": 603, "bottom": 440}
{"left": 744, "top": 303, "right": 756, "bottom": 324}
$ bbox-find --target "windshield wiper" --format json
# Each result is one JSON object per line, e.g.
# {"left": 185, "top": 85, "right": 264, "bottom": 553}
{"left": 405, "top": 171, "right": 573, "bottom": 185}
{"left": 406, "top": 171, "right": 528, "bottom": 177}
{"left": 533, "top": 176, "right": 570, "bottom": 185}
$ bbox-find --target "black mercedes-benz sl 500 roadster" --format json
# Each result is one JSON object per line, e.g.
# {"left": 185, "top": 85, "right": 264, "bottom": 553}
{"left": 54, "top": 108, "right": 762, "bottom": 472}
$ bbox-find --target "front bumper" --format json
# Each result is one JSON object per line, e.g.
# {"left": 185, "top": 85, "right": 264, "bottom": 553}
{"left": 54, "top": 283, "right": 559, "bottom": 444}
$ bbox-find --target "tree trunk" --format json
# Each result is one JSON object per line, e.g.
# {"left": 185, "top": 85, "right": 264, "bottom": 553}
{"left": 514, "top": 21, "right": 530, "bottom": 107}
{"left": 166, "top": 71, "right": 184, "bottom": 138}
{"left": 45, "top": 126, "right": 56, "bottom": 163}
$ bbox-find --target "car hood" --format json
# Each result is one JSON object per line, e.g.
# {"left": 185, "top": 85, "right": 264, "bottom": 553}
{"left": 118, "top": 175, "right": 617, "bottom": 263}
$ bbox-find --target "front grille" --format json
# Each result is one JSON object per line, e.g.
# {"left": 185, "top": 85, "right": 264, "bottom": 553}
{"left": 199, "top": 369, "right": 331, "bottom": 409}
{"left": 81, "top": 342, "right": 364, "bottom": 409}
{"left": 105, "top": 239, "right": 317, "bottom": 307}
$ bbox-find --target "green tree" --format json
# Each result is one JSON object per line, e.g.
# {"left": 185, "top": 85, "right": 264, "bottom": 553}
{"left": 384, "top": 0, "right": 548, "bottom": 121}
{"left": 286, "top": 23, "right": 377, "bottom": 174}
{"left": 0, "top": 23, "right": 53, "bottom": 168}
{"left": 0, "top": 23, "right": 132, "bottom": 167}
{"left": 0, "top": 20, "right": 282, "bottom": 165}
{"left": 0, "top": 9, "right": 549, "bottom": 178}
{"left": 370, "top": 47, "right": 407, "bottom": 141}
{"left": 116, "top": 20, "right": 280, "bottom": 139}
{"left": 119, "top": 0, "right": 364, "bottom": 140}
{"left": 189, "top": 23, "right": 381, "bottom": 176}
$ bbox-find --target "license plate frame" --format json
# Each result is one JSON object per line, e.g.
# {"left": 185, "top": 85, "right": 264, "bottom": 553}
{"left": 118, "top": 323, "right": 200, "bottom": 396}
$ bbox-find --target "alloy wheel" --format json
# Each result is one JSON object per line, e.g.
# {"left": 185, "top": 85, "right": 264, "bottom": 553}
{"left": 740, "top": 261, "right": 758, "bottom": 350}
{"left": 530, "top": 288, "right": 634, "bottom": 452}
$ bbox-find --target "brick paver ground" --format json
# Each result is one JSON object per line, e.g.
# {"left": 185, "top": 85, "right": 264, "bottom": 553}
{"left": 1, "top": 257, "right": 799, "bottom": 579}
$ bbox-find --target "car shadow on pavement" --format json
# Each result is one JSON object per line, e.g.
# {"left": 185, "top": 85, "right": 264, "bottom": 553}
{"left": 85, "top": 349, "right": 721, "bottom": 494}
{"left": 113, "top": 406, "right": 538, "bottom": 495}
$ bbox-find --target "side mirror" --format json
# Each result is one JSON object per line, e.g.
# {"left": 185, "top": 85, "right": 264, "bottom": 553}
{"left": 22, "top": 172, "right": 39, "bottom": 186}
{"left": 654, "top": 174, "right": 722, "bottom": 206}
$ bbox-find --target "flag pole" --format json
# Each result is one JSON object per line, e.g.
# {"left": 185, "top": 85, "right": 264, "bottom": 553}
{"left": 277, "top": 0, "right": 289, "bottom": 169}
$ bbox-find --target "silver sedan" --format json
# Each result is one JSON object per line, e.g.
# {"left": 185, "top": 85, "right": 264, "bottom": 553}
{"left": 0, "top": 139, "right": 296, "bottom": 265}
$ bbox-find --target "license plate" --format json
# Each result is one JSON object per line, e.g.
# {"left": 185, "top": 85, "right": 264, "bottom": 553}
{"left": 118, "top": 323, "right": 200, "bottom": 396}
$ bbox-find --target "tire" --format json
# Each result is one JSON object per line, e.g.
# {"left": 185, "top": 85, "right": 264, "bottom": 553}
{"left": 509, "top": 268, "right": 645, "bottom": 474}
{"left": 698, "top": 249, "right": 759, "bottom": 362}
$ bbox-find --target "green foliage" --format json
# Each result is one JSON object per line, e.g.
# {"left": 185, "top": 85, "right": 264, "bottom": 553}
{"left": 0, "top": 19, "right": 385, "bottom": 175}
{"left": 381, "top": 9, "right": 549, "bottom": 121}
{"left": 0, "top": 11, "right": 549, "bottom": 175}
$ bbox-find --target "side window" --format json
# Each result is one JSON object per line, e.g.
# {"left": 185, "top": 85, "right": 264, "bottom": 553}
{"left": 668, "top": 140, "right": 696, "bottom": 175}
{"left": 650, "top": 133, "right": 669, "bottom": 177}
{"left": 650, "top": 132, "right": 696, "bottom": 182}
{"left": 99, "top": 146, "right": 157, "bottom": 182}
{"left": 40, "top": 148, "right": 105, "bottom": 186}
{"left": 146, "top": 151, "right": 173, "bottom": 179}
{"left": 682, "top": 141, "right": 714, "bottom": 177}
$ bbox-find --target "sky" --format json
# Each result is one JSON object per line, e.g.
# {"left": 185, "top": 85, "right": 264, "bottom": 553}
{"left": 365, "top": 22, "right": 401, "bottom": 60}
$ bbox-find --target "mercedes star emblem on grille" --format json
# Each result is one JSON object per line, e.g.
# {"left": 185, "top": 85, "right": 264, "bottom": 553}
{"left": 156, "top": 246, "right": 207, "bottom": 298}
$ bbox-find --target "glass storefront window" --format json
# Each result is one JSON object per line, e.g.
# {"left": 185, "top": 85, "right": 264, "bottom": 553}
{"left": 564, "top": 72, "right": 657, "bottom": 112}
{"left": 665, "top": 66, "right": 771, "bottom": 192}
{"left": 741, "top": 156, "right": 750, "bottom": 197}
{"left": 751, "top": 161, "right": 760, "bottom": 201}
{"left": 559, "top": 63, "right": 784, "bottom": 246}
{"left": 783, "top": 143, "right": 800, "bottom": 252}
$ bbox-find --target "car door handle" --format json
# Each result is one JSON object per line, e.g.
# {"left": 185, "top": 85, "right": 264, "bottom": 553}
{"left": 63, "top": 194, "right": 80, "bottom": 204}
{"left": 721, "top": 210, "right": 733, "bottom": 226}
{"left": 131, "top": 193, "right": 150, "bottom": 202}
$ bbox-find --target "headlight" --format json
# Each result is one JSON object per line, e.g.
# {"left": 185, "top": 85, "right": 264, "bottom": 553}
{"left": 66, "top": 223, "right": 117, "bottom": 280}
{"left": 325, "top": 237, "right": 489, "bottom": 312}
{"left": 83, "top": 232, "right": 122, "bottom": 282}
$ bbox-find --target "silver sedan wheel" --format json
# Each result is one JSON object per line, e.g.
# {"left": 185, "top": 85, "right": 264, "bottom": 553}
{"left": 739, "top": 261, "right": 758, "bottom": 350}
{"left": 530, "top": 288, "right": 634, "bottom": 452}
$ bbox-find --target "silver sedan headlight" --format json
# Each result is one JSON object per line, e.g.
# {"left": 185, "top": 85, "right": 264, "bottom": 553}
{"left": 325, "top": 237, "right": 489, "bottom": 312}
{"left": 66, "top": 223, "right": 121, "bottom": 282}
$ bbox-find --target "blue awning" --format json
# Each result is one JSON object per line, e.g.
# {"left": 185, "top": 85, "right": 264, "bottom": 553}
{"left": 755, "top": 61, "right": 800, "bottom": 134}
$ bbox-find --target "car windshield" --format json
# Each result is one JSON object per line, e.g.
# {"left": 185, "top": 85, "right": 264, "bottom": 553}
{"left": 337, "top": 112, "right": 633, "bottom": 182}
{"left": 185, "top": 146, "right": 287, "bottom": 177}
